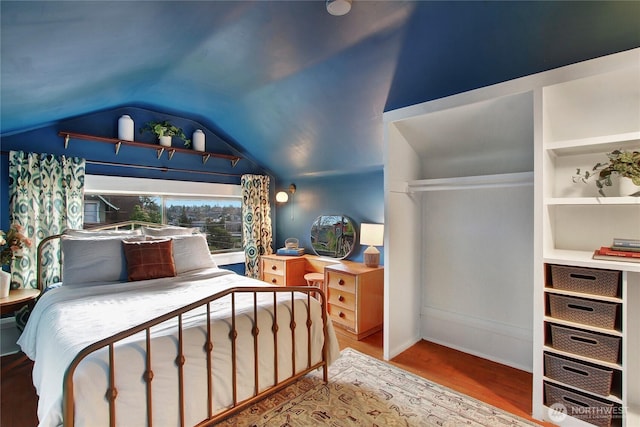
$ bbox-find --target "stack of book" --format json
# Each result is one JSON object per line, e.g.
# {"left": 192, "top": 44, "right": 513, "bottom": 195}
{"left": 276, "top": 247, "right": 305, "bottom": 256}
{"left": 592, "top": 238, "right": 640, "bottom": 263}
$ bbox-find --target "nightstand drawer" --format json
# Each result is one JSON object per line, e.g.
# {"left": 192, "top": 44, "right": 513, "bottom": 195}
{"left": 328, "top": 288, "right": 356, "bottom": 310}
{"left": 328, "top": 304, "right": 355, "bottom": 330}
{"left": 263, "top": 273, "right": 285, "bottom": 286}
{"left": 326, "top": 272, "right": 356, "bottom": 293}
{"left": 262, "top": 259, "right": 285, "bottom": 276}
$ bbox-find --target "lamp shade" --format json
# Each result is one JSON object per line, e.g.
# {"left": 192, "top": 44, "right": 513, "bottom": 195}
{"left": 360, "top": 223, "right": 384, "bottom": 246}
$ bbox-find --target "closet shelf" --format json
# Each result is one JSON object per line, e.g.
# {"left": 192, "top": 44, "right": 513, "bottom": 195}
{"left": 59, "top": 131, "right": 241, "bottom": 167}
{"left": 543, "top": 316, "right": 622, "bottom": 337}
{"left": 542, "top": 345, "right": 622, "bottom": 370}
{"left": 407, "top": 171, "right": 533, "bottom": 192}
{"left": 544, "top": 131, "right": 640, "bottom": 156}
{"left": 545, "top": 197, "right": 640, "bottom": 205}
{"left": 543, "top": 249, "right": 640, "bottom": 273}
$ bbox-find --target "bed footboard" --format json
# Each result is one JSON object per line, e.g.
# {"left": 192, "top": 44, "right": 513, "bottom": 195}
{"left": 62, "top": 286, "right": 330, "bottom": 427}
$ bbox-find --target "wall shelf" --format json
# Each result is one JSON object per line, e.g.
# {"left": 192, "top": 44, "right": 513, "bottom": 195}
{"left": 59, "top": 131, "right": 241, "bottom": 167}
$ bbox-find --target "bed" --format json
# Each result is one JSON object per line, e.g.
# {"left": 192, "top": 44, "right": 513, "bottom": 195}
{"left": 17, "top": 222, "right": 340, "bottom": 427}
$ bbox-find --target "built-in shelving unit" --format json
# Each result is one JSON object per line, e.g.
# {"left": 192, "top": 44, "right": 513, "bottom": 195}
{"left": 384, "top": 47, "right": 639, "bottom": 427}
{"left": 59, "top": 131, "right": 242, "bottom": 166}
{"left": 534, "top": 49, "right": 640, "bottom": 427}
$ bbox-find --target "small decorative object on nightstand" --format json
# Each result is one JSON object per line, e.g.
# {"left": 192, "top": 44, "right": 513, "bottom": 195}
{"left": 0, "top": 270, "right": 10, "bottom": 299}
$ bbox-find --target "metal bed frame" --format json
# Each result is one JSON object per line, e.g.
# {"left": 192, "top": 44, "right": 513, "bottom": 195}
{"left": 35, "top": 222, "right": 331, "bottom": 426}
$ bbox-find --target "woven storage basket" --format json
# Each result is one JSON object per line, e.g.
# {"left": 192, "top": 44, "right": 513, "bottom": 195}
{"left": 544, "top": 353, "right": 614, "bottom": 397}
{"left": 548, "top": 294, "right": 619, "bottom": 330}
{"left": 549, "top": 324, "right": 620, "bottom": 363}
{"left": 545, "top": 382, "right": 615, "bottom": 427}
{"left": 550, "top": 265, "right": 620, "bottom": 297}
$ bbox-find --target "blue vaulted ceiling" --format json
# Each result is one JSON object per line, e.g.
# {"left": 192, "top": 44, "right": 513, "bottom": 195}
{"left": 1, "top": 1, "right": 639, "bottom": 180}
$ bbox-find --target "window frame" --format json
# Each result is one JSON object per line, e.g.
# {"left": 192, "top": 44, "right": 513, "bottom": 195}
{"left": 84, "top": 175, "right": 245, "bottom": 266}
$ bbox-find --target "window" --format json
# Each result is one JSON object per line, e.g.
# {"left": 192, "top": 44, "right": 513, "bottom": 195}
{"left": 83, "top": 200, "right": 100, "bottom": 223}
{"left": 83, "top": 176, "right": 244, "bottom": 255}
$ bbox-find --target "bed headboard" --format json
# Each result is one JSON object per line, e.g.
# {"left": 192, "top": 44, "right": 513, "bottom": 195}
{"left": 36, "top": 221, "right": 194, "bottom": 290}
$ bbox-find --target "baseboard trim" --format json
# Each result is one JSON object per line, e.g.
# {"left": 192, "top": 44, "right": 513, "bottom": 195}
{"left": 421, "top": 305, "right": 532, "bottom": 372}
{"left": 386, "top": 335, "right": 421, "bottom": 361}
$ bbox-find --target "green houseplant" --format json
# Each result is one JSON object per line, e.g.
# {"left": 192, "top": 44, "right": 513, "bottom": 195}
{"left": 573, "top": 149, "right": 640, "bottom": 196}
{"left": 140, "top": 121, "right": 191, "bottom": 147}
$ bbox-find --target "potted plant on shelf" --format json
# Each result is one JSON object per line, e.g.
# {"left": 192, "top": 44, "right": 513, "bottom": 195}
{"left": 573, "top": 149, "right": 640, "bottom": 196}
{"left": 140, "top": 121, "right": 191, "bottom": 148}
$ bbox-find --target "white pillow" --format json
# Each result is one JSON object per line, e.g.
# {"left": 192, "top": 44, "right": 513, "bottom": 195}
{"left": 64, "top": 229, "right": 142, "bottom": 237}
{"left": 61, "top": 235, "right": 145, "bottom": 285}
{"left": 142, "top": 226, "right": 196, "bottom": 237}
{"left": 171, "top": 234, "right": 217, "bottom": 273}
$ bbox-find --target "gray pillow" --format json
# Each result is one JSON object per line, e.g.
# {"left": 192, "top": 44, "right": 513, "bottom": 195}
{"left": 171, "top": 234, "right": 217, "bottom": 273}
{"left": 61, "top": 235, "right": 145, "bottom": 285}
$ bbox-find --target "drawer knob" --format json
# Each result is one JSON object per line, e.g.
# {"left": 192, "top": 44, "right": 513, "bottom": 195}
{"left": 271, "top": 265, "right": 277, "bottom": 270}
{"left": 271, "top": 278, "right": 277, "bottom": 284}
{"left": 338, "top": 279, "right": 345, "bottom": 286}
{"left": 339, "top": 311, "right": 345, "bottom": 318}
{"left": 338, "top": 295, "right": 344, "bottom": 302}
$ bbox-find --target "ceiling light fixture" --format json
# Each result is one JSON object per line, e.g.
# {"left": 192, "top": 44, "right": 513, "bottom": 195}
{"left": 326, "top": 0, "right": 352, "bottom": 16}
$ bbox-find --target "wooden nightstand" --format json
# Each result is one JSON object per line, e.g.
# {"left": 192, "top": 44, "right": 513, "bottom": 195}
{"left": 325, "top": 263, "right": 383, "bottom": 340}
{"left": 260, "top": 254, "right": 307, "bottom": 286}
{"left": 0, "top": 288, "right": 40, "bottom": 316}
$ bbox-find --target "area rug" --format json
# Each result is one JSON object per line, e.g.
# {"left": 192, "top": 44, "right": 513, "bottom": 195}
{"left": 222, "top": 348, "right": 540, "bottom": 426}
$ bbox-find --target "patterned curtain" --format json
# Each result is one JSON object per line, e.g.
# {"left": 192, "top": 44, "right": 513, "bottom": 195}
{"left": 9, "top": 151, "right": 85, "bottom": 289}
{"left": 241, "top": 174, "right": 273, "bottom": 278}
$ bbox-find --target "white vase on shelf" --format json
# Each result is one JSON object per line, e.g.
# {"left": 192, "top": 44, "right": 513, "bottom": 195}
{"left": 117, "top": 115, "right": 134, "bottom": 141}
{"left": 0, "top": 270, "right": 10, "bottom": 299}
{"left": 192, "top": 129, "right": 206, "bottom": 151}
{"left": 159, "top": 135, "right": 172, "bottom": 147}
{"left": 619, "top": 177, "right": 639, "bottom": 197}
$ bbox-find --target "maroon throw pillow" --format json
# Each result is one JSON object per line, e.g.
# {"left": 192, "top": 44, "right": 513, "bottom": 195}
{"left": 123, "top": 239, "right": 176, "bottom": 281}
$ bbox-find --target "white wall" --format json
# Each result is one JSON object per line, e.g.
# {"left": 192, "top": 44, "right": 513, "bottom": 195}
{"left": 420, "top": 185, "right": 534, "bottom": 371}
{"left": 383, "top": 124, "right": 423, "bottom": 360}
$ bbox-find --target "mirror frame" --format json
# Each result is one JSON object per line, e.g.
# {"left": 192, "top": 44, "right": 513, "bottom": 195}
{"left": 309, "top": 215, "right": 357, "bottom": 259}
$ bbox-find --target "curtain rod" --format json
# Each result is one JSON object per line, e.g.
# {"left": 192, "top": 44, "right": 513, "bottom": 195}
{"left": 1, "top": 151, "right": 242, "bottom": 178}
{"left": 85, "top": 159, "right": 242, "bottom": 178}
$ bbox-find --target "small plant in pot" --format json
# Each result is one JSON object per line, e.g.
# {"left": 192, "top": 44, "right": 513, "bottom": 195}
{"left": 573, "top": 149, "right": 640, "bottom": 196}
{"left": 140, "top": 121, "right": 191, "bottom": 148}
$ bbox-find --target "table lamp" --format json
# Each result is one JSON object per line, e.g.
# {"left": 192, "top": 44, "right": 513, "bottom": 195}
{"left": 360, "top": 223, "right": 384, "bottom": 267}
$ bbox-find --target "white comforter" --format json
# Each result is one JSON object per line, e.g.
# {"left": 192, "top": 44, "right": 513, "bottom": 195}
{"left": 18, "top": 268, "right": 340, "bottom": 427}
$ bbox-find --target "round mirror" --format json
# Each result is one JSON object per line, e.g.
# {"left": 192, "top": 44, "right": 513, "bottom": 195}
{"left": 310, "top": 215, "right": 357, "bottom": 259}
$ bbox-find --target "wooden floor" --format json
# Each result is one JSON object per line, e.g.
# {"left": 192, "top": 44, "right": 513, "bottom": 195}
{"left": 1, "top": 331, "right": 552, "bottom": 427}
{"left": 335, "top": 330, "right": 553, "bottom": 427}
